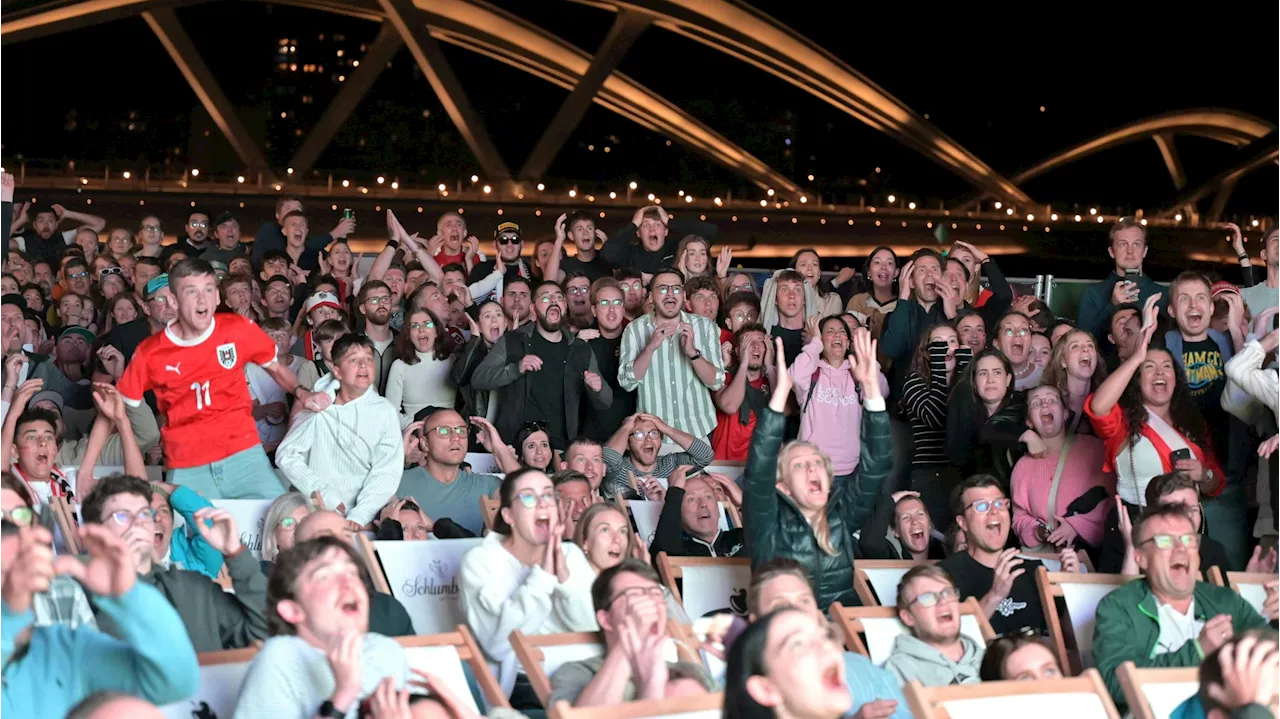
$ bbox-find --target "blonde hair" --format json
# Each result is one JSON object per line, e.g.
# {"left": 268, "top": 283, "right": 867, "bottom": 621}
{"left": 262, "top": 491, "right": 313, "bottom": 561}
{"left": 1041, "top": 328, "right": 1108, "bottom": 398}
{"left": 775, "top": 441, "right": 839, "bottom": 556}
{"left": 573, "top": 503, "right": 635, "bottom": 556}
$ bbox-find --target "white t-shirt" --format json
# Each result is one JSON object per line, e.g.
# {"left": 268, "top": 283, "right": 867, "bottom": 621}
{"left": 233, "top": 633, "right": 407, "bottom": 719}
{"left": 1154, "top": 599, "right": 1205, "bottom": 656}
{"left": 246, "top": 356, "right": 300, "bottom": 446}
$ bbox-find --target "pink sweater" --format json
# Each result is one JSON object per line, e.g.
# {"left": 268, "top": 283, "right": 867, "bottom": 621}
{"left": 789, "top": 338, "right": 890, "bottom": 476}
{"left": 1009, "top": 434, "right": 1115, "bottom": 548}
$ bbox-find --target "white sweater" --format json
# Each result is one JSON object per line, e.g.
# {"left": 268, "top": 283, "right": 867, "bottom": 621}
{"left": 385, "top": 350, "right": 457, "bottom": 429}
{"left": 275, "top": 386, "right": 404, "bottom": 525}
{"left": 233, "top": 633, "right": 407, "bottom": 719}
{"left": 460, "top": 531, "right": 599, "bottom": 695}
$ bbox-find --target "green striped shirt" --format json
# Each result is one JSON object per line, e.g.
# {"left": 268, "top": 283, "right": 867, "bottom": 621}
{"left": 618, "top": 311, "right": 726, "bottom": 438}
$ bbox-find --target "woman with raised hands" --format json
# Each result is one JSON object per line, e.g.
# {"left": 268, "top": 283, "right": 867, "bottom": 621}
{"left": 743, "top": 328, "right": 891, "bottom": 611}
{"left": 1085, "top": 293, "right": 1224, "bottom": 512}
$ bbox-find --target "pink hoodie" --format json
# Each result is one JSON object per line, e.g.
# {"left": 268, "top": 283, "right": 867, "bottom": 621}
{"left": 789, "top": 337, "right": 890, "bottom": 476}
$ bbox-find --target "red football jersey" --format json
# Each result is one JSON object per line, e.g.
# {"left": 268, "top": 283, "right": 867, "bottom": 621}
{"left": 118, "top": 313, "right": 277, "bottom": 469}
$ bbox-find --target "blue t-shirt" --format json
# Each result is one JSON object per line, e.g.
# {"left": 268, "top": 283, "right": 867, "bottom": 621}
{"left": 397, "top": 467, "right": 501, "bottom": 536}
{"left": 844, "top": 651, "right": 911, "bottom": 719}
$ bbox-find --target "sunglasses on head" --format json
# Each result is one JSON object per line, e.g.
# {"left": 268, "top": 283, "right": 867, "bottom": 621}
{"left": 98, "top": 267, "right": 123, "bottom": 279}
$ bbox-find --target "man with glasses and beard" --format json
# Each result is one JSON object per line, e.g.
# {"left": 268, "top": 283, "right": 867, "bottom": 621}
{"left": 472, "top": 280, "right": 611, "bottom": 450}
{"left": 356, "top": 280, "right": 397, "bottom": 394}
{"left": 619, "top": 268, "right": 726, "bottom": 439}
{"left": 580, "top": 279, "right": 637, "bottom": 443}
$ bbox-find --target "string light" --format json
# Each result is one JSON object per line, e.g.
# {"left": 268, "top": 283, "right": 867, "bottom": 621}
{"left": 237, "top": 176, "right": 246, "bottom": 183}
{"left": 470, "top": 175, "right": 479, "bottom": 183}
{"left": 497, "top": 209, "right": 503, "bottom": 215}
{"left": 799, "top": 196, "right": 808, "bottom": 204}
{"left": 685, "top": 196, "right": 693, "bottom": 203}
{"left": 1006, "top": 208, "right": 1014, "bottom": 216}
{"left": 1175, "top": 213, "right": 1183, "bottom": 221}
{"left": 341, "top": 179, "right": 350, "bottom": 187}
{"left": 766, "top": 189, "right": 775, "bottom": 197}
{"left": 792, "top": 217, "right": 798, "bottom": 224}
{"left": 848, "top": 219, "right": 854, "bottom": 225}
{"left": 926, "top": 222, "right": 933, "bottom": 228}
{"left": 287, "top": 168, "right": 294, "bottom": 175}
{"left": 1050, "top": 213, "right": 1058, "bottom": 221}
{"left": 762, "top": 216, "right": 769, "bottom": 222}
{"left": 1026, "top": 214, "right": 1034, "bottom": 221}
{"left": 994, "top": 201, "right": 1002, "bottom": 209}
{"left": 1089, "top": 208, "right": 1097, "bottom": 215}
{"left": 482, "top": 185, "right": 492, "bottom": 194}
{"left": 417, "top": 206, "right": 423, "bottom": 213}
{"left": 609, "top": 192, "right": 617, "bottom": 199}
{"left": 908, "top": 202, "right": 916, "bottom": 210}
{"left": 376, "top": 176, "right": 385, "bottom": 184}
{"left": 1000, "top": 224, "right": 1006, "bottom": 230}
{"left": 648, "top": 193, "right": 656, "bottom": 201}
{"left": 190, "top": 169, "right": 200, "bottom": 176}
{"left": 807, "top": 174, "right": 815, "bottom": 181}
{"left": 820, "top": 218, "right": 826, "bottom": 224}
{"left": 976, "top": 223, "right": 982, "bottom": 230}
{"left": 537, "top": 183, "right": 545, "bottom": 191}
{"left": 714, "top": 197, "right": 723, "bottom": 206}
{"left": 875, "top": 220, "right": 881, "bottom": 226}
{"left": 900, "top": 221, "right": 907, "bottom": 228}
{"left": 731, "top": 216, "right": 738, "bottom": 221}
{"left": 629, "top": 181, "right": 638, "bottom": 190}
{"left": 1097, "top": 216, "right": 1105, "bottom": 223}
{"left": 760, "top": 200, "right": 768, "bottom": 207}
{"left": 360, "top": 187, "right": 368, "bottom": 194}
{"left": 391, "top": 181, "right": 399, "bottom": 190}
{"left": 678, "top": 190, "right": 685, "bottom": 197}
{"left": 122, "top": 171, "right": 131, "bottom": 179}
{"left": 887, "top": 194, "right": 896, "bottom": 203}
{"left": 1074, "top": 215, "right": 1082, "bottom": 222}
{"left": 869, "top": 207, "right": 876, "bottom": 213}
{"left": 1252, "top": 219, "right": 1260, "bottom": 227}
{"left": 568, "top": 189, "right": 577, "bottom": 198}
{"left": 1140, "top": 219, "right": 1148, "bottom": 226}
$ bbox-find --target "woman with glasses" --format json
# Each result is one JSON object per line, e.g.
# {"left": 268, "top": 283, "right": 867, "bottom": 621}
{"left": 1, "top": 471, "right": 98, "bottom": 629}
{"left": 722, "top": 607, "right": 853, "bottom": 719}
{"left": 460, "top": 468, "right": 598, "bottom": 708}
{"left": 259, "top": 490, "right": 312, "bottom": 572}
{"left": 992, "top": 311, "right": 1043, "bottom": 391}
{"left": 1085, "top": 294, "right": 1223, "bottom": 515}
{"left": 945, "top": 348, "right": 1028, "bottom": 485}
{"left": 386, "top": 307, "right": 455, "bottom": 429}
{"left": 978, "top": 633, "right": 1063, "bottom": 681}
{"left": 744, "top": 331, "right": 890, "bottom": 612}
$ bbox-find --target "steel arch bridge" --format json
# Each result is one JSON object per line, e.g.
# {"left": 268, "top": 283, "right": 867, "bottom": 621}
{"left": 3, "top": 0, "right": 1274, "bottom": 223}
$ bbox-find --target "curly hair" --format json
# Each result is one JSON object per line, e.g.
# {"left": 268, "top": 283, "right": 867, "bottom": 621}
{"left": 1118, "top": 345, "right": 1208, "bottom": 452}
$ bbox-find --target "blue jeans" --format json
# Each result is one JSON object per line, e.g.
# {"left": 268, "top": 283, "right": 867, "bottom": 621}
{"left": 169, "top": 445, "right": 285, "bottom": 500}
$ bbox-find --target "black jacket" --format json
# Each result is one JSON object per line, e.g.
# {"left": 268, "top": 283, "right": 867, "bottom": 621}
{"left": 744, "top": 406, "right": 891, "bottom": 611}
{"left": 649, "top": 486, "right": 747, "bottom": 564}
{"left": 449, "top": 335, "right": 493, "bottom": 419}
{"left": 945, "top": 386, "right": 1027, "bottom": 483}
{"left": 469, "top": 323, "right": 612, "bottom": 444}
{"left": 599, "top": 218, "right": 718, "bottom": 276}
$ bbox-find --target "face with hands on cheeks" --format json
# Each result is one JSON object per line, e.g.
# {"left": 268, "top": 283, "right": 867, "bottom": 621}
{"left": 596, "top": 564, "right": 668, "bottom": 643}
{"left": 910, "top": 256, "right": 943, "bottom": 303}
{"left": 733, "top": 608, "right": 851, "bottom": 719}
{"left": 273, "top": 538, "right": 371, "bottom": 646}
{"left": 92, "top": 488, "right": 156, "bottom": 574}
{"left": 499, "top": 470, "right": 560, "bottom": 549}
{"left": 677, "top": 474, "right": 720, "bottom": 543}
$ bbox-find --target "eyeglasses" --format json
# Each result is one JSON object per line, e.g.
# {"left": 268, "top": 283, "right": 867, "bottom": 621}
{"left": 189, "top": 222, "right": 208, "bottom": 229}
{"left": 428, "top": 425, "right": 468, "bottom": 437}
{"left": 656, "top": 285, "right": 682, "bottom": 295}
{"left": 98, "top": 267, "right": 123, "bottom": 279}
{"left": 141, "top": 224, "right": 161, "bottom": 233}
{"left": 606, "top": 585, "right": 665, "bottom": 608}
{"left": 278, "top": 516, "right": 298, "bottom": 531}
{"left": 908, "top": 587, "right": 959, "bottom": 607}
{"left": 618, "top": 281, "right": 642, "bottom": 292}
{"left": 731, "top": 311, "right": 757, "bottom": 322}
{"left": 67, "top": 271, "right": 89, "bottom": 280}
{"left": 568, "top": 286, "right": 590, "bottom": 295}
{"left": 631, "top": 429, "right": 661, "bottom": 441}
{"left": 364, "top": 295, "right": 392, "bottom": 306}
{"left": 409, "top": 321, "right": 435, "bottom": 331}
{"left": 965, "top": 498, "right": 1010, "bottom": 514}
{"left": 538, "top": 293, "right": 565, "bottom": 304}
{"left": 107, "top": 508, "right": 157, "bottom": 528}
{"left": 514, "top": 489, "right": 556, "bottom": 508}
{"left": 597, "top": 298, "right": 623, "bottom": 307}
{"left": 2, "top": 507, "right": 35, "bottom": 527}
{"left": 1002, "top": 327, "right": 1030, "bottom": 338}
{"left": 497, "top": 236, "right": 521, "bottom": 246}
{"left": 1138, "top": 533, "right": 1200, "bottom": 550}
{"left": 1028, "top": 396, "right": 1062, "bottom": 410}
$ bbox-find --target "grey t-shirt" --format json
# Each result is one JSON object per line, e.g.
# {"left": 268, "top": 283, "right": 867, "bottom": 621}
{"left": 397, "top": 466, "right": 501, "bottom": 536}
{"left": 548, "top": 654, "right": 713, "bottom": 708}
{"left": 1240, "top": 282, "right": 1278, "bottom": 317}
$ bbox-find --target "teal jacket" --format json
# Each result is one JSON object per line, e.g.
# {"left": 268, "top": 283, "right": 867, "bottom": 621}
{"left": 167, "top": 485, "right": 225, "bottom": 579}
{"left": 1094, "top": 578, "right": 1268, "bottom": 707}
{"left": 2, "top": 582, "right": 199, "bottom": 717}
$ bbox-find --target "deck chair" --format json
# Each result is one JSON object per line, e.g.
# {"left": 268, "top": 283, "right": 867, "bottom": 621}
{"left": 1116, "top": 662, "right": 1200, "bottom": 719}
{"left": 654, "top": 553, "right": 752, "bottom": 619}
{"left": 209, "top": 498, "right": 275, "bottom": 560}
{"left": 904, "top": 669, "right": 1121, "bottom": 719}
{"left": 853, "top": 559, "right": 936, "bottom": 606}
{"left": 357, "top": 534, "right": 484, "bottom": 635}
{"left": 509, "top": 630, "right": 606, "bottom": 707}
{"left": 830, "top": 597, "right": 996, "bottom": 665}
{"left": 1208, "top": 567, "right": 1274, "bottom": 618}
{"left": 628, "top": 500, "right": 733, "bottom": 551}
{"left": 1035, "top": 568, "right": 1134, "bottom": 673}
{"left": 480, "top": 495, "right": 501, "bottom": 533}
{"left": 399, "top": 627, "right": 510, "bottom": 711}
{"left": 159, "top": 648, "right": 258, "bottom": 719}
{"left": 548, "top": 692, "right": 723, "bottom": 719}
{"left": 49, "top": 495, "right": 82, "bottom": 554}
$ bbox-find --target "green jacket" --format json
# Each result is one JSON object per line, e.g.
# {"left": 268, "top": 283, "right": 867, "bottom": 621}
{"left": 1094, "top": 578, "right": 1268, "bottom": 707}
{"left": 743, "top": 405, "right": 890, "bottom": 610}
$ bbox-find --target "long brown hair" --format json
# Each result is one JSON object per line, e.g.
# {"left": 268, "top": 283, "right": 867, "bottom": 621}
{"left": 1041, "top": 328, "right": 1108, "bottom": 399}
{"left": 396, "top": 308, "right": 452, "bottom": 365}
{"left": 908, "top": 321, "right": 958, "bottom": 387}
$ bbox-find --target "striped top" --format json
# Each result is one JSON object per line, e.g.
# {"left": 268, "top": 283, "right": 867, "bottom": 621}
{"left": 899, "top": 344, "right": 972, "bottom": 466}
{"left": 618, "top": 311, "right": 726, "bottom": 438}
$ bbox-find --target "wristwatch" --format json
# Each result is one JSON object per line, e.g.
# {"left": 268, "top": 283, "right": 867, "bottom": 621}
{"left": 317, "top": 700, "right": 345, "bottom": 718}
{"left": 687, "top": 350, "right": 702, "bottom": 361}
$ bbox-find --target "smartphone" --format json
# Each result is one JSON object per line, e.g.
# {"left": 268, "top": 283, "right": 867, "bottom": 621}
{"left": 1124, "top": 268, "right": 1141, "bottom": 279}
{"left": 1170, "top": 448, "right": 1192, "bottom": 463}
{"left": 342, "top": 208, "right": 354, "bottom": 220}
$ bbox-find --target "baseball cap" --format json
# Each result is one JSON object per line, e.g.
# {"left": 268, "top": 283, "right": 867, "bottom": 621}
{"left": 214, "top": 211, "right": 238, "bottom": 227}
{"left": 144, "top": 274, "right": 170, "bottom": 300}
{"left": 28, "top": 390, "right": 64, "bottom": 414}
{"left": 1, "top": 295, "right": 24, "bottom": 310}
{"left": 494, "top": 222, "right": 521, "bottom": 239}
{"left": 304, "top": 291, "right": 342, "bottom": 316}
{"left": 1211, "top": 281, "right": 1239, "bottom": 297}
{"left": 58, "top": 326, "right": 97, "bottom": 345}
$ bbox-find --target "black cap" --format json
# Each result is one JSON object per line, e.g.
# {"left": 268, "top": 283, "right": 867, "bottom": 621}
{"left": 1, "top": 294, "right": 24, "bottom": 309}
{"left": 214, "top": 211, "right": 238, "bottom": 227}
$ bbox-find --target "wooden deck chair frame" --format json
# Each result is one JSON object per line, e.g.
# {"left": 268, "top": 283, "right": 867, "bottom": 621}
{"left": 654, "top": 552, "right": 751, "bottom": 610}
{"left": 1116, "top": 661, "right": 1200, "bottom": 719}
{"left": 829, "top": 597, "right": 996, "bottom": 658}
{"left": 1035, "top": 567, "right": 1135, "bottom": 675}
{"left": 509, "top": 630, "right": 605, "bottom": 708}
{"left": 399, "top": 627, "right": 510, "bottom": 709}
{"left": 480, "top": 495, "right": 500, "bottom": 533}
{"left": 354, "top": 533, "right": 392, "bottom": 594}
{"left": 904, "top": 668, "right": 1121, "bottom": 719}
{"left": 1216, "top": 568, "right": 1275, "bottom": 593}
{"left": 50, "top": 495, "right": 82, "bottom": 554}
{"left": 549, "top": 691, "right": 723, "bottom": 719}
{"left": 1021, "top": 549, "right": 1097, "bottom": 573}
{"left": 853, "top": 559, "right": 935, "bottom": 606}
{"left": 194, "top": 647, "right": 259, "bottom": 666}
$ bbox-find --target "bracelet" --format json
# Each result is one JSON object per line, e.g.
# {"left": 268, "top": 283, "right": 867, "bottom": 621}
{"left": 1238, "top": 254, "right": 1249, "bottom": 261}
{"left": 386, "top": 239, "right": 400, "bottom": 251}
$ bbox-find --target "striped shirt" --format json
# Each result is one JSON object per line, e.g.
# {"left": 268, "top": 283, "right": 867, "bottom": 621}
{"left": 899, "top": 345, "right": 971, "bottom": 466}
{"left": 618, "top": 311, "right": 726, "bottom": 438}
{"left": 601, "top": 439, "right": 715, "bottom": 500}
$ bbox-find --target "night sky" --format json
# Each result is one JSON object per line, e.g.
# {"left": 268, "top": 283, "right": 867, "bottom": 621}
{"left": 2, "top": 0, "right": 1276, "bottom": 218}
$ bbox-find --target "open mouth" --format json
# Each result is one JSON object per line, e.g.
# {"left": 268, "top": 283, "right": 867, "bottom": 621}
{"left": 1169, "top": 558, "right": 1191, "bottom": 577}
{"left": 807, "top": 479, "right": 824, "bottom": 497}
{"left": 1152, "top": 378, "right": 1169, "bottom": 389}
{"left": 923, "top": 282, "right": 936, "bottom": 292}
{"left": 154, "top": 528, "right": 165, "bottom": 548}
{"left": 937, "top": 607, "right": 956, "bottom": 623}
{"left": 985, "top": 519, "right": 1003, "bottom": 535}
{"left": 909, "top": 529, "right": 926, "bottom": 545}
{"left": 1080, "top": 356, "right": 1093, "bottom": 368}
{"left": 821, "top": 663, "right": 843, "bottom": 690}
{"left": 1039, "top": 411, "right": 1056, "bottom": 424}
{"left": 338, "top": 597, "right": 361, "bottom": 616}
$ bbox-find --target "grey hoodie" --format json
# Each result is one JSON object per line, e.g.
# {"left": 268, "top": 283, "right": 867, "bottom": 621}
{"left": 881, "top": 632, "right": 984, "bottom": 687}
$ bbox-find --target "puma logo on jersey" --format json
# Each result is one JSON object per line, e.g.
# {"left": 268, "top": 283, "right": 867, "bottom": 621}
{"left": 165, "top": 363, "right": 182, "bottom": 375}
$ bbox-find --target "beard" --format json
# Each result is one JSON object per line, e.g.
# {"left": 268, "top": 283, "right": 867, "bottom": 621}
{"left": 537, "top": 313, "right": 562, "bottom": 333}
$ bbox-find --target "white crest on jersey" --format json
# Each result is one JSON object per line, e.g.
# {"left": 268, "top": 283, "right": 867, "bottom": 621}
{"left": 216, "top": 342, "right": 238, "bottom": 370}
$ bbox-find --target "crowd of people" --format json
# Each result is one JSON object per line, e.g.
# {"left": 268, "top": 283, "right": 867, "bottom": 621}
{"left": 0, "top": 164, "right": 1277, "bottom": 719}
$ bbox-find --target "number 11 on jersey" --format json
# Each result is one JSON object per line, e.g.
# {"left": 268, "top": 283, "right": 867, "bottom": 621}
{"left": 190, "top": 381, "right": 212, "bottom": 410}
